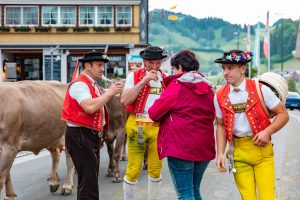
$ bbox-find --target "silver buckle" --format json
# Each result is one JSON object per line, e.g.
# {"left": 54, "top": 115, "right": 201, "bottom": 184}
{"left": 98, "top": 132, "right": 103, "bottom": 138}
{"left": 91, "top": 130, "right": 102, "bottom": 138}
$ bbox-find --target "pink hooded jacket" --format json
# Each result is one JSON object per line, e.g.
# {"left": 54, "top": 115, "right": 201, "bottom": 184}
{"left": 148, "top": 72, "right": 216, "bottom": 161}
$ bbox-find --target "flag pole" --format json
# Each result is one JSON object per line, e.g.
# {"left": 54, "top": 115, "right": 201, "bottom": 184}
{"left": 253, "top": 20, "right": 260, "bottom": 76}
{"left": 247, "top": 24, "right": 251, "bottom": 78}
{"left": 264, "top": 11, "right": 271, "bottom": 72}
{"left": 267, "top": 19, "right": 271, "bottom": 72}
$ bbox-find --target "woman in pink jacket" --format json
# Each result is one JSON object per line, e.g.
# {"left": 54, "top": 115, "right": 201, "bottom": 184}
{"left": 148, "top": 50, "right": 215, "bottom": 200}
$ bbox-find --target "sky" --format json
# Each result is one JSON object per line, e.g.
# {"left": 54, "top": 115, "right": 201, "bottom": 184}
{"left": 149, "top": 0, "right": 300, "bottom": 25}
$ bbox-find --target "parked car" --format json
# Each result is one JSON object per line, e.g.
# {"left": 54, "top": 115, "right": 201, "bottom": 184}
{"left": 285, "top": 91, "right": 300, "bottom": 110}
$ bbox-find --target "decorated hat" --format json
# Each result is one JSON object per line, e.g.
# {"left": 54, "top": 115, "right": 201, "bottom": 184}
{"left": 79, "top": 51, "right": 110, "bottom": 63}
{"left": 214, "top": 50, "right": 252, "bottom": 64}
{"left": 140, "top": 46, "right": 168, "bottom": 60}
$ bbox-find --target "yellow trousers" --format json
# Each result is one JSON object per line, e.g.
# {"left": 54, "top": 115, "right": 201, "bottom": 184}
{"left": 233, "top": 137, "right": 277, "bottom": 200}
{"left": 125, "top": 114, "right": 162, "bottom": 182}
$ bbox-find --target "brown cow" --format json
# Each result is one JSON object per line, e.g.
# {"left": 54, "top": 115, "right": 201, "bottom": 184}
{"left": 102, "top": 78, "right": 128, "bottom": 183}
{"left": 0, "top": 81, "right": 74, "bottom": 200}
{"left": 103, "top": 78, "right": 149, "bottom": 182}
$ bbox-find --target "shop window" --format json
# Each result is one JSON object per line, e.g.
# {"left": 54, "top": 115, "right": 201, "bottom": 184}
{"left": 44, "top": 55, "right": 61, "bottom": 81}
{"left": 24, "top": 58, "right": 41, "bottom": 80}
{"left": 97, "top": 6, "right": 113, "bottom": 26}
{"left": 43, "top": 6, "right": 58, "bottom": 25}
{"left": 80, "top": 6, "right": 95, "bottom": 26}
{"left": 11, "top": 55, "right": 43, "bottom": 81}
{"left": 60, "top": 6, "right": 76, "bottom": 26}
{"left": 107, "top": 55, "right": 126, "bottom": 78}
{"left": 116, "top": 6, "right": 132, "bottom": 26}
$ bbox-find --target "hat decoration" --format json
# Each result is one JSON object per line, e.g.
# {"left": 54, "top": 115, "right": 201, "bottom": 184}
{"left": 224, "top": 51, "right": 253, "bottom": 63}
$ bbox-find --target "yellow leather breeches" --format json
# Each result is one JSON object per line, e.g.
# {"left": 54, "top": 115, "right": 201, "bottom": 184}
{"left": 124, "top": 114, "right": 162, "bottom": 182}
{"left": 233, "top": 137, "right": 277, "bottom": 200}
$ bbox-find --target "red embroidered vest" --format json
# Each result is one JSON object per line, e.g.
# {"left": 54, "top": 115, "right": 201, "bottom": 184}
{"left": 61, "top": 74, "right": 108, "bottom": 132}
{"left": 216, "top": 78, "right": 271, "bottom": 143}
{"left": 126, "top": 68, "right": 166, "bottom": 114}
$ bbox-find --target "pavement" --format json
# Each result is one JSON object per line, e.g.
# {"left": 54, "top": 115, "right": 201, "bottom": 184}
{"left": 6, "top": 110, "right": 300, "bottom": 200}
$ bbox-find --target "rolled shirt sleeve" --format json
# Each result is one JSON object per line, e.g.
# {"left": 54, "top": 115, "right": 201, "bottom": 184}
{"left": 69, "top": 82, "right": 92, "bottom": 104}
{"left": 261, "top": 85, "right": 281, "bottom": 110}
{"left": 124, "top": 72, "right": 134, "bottom": 89}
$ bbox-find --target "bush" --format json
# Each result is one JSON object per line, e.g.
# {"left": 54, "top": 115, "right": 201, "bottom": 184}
{"left": 14, "top": 26, "right": 31, "bottom": 32}
{"left": 73, "top": 27, "right": 89, "bottom": 32}
{"left": 93, "top": 27, "right": 110, "bottom": 32}
{"left": 115, "top": 27, "right": 131, "bottom": 32}
{"left": 287, "top": 79, "right": 299, "bottom": 92}
{"left": 56, "top": 27, "right": 69, "bottom": 32}
{"left": 35, "top": 26, "right": 51, "bottom": 32}
{"left": 0, "top": 26, "right": 10, "bottom": 32}
{"left": 245, "top": 67, "right": 257, "bottom": 78}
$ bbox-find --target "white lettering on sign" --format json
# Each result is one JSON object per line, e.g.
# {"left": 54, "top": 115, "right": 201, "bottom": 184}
{"left": 109, "top": 56, "right": 123, "bottom": 62}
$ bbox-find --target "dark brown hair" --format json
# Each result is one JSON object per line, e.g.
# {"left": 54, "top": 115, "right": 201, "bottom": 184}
{"left": 170, "top": 49, "right": 200, "bottom": 72}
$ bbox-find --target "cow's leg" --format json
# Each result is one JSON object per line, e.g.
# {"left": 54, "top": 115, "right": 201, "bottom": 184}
{"left": 106, "top": 140, "right": 115, "bottom": 178}
{"left": 4, "top": 172, "right": 17, "bottom": 200}
{"left": 48, "top": 148, "right": 60, "bottom": 193}
{"left": 60, "top": 149, "right": 74, "bottom": 195}
{"left": 113, "top": 127, "right": 126, "bottom": 183}
{"left": 0, "top": 145, "right": 17, "bottom": 200}
{"left": 120, "top": 136, "right": 127, "bottom": 161}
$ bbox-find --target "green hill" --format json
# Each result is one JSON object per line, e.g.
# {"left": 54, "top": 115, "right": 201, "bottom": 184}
{"left": 149, "top": 9, "right": 300, "bottom": 75}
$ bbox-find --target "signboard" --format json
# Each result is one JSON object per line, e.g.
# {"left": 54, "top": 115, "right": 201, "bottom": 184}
{"left": 44, "top": 56, "right": 61, "bottom": 81}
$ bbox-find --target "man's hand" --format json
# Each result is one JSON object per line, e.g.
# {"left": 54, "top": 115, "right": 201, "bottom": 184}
{"left": 252, "top": 130, "right": 271, "bottom": 147}
{"left": 107, "top": 82, "right": 123, "bottom": 96}
{"left": 141, "top": 70, "right": 158, "bottom": 84}
{"left": 216, "top": 154, "right": 227, "bottom": 173}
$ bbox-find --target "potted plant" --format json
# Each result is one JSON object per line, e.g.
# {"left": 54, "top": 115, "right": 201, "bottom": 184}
{"left": 14, "top": 26, "right": 31, "bottom": 32}
{"left": 73, "top": 27, "right": 89, "bottom": 32}
{"left": 93, "top": 26, "right": 110, "bottom": 32}
{"left": 56, "top": 26, "right": 69, "bottom": 32}
{"left": 35, "top": 26, "right": 51, "bottom": 32}
{"left": 115, "top": 26, "right": 131, "bottom": 32}
{"left": 0, "top": 26, "right": 10, "bottom": 32}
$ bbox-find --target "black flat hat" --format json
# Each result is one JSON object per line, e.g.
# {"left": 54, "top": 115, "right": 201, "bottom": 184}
{"left": 140, "top": 46, "right": 167, "bottom": 60}
{"left": 79, "top": 51, "right": 110, "bottom": 63}
{"left": 214, "top": 50, "right": 252, "bottom": 64}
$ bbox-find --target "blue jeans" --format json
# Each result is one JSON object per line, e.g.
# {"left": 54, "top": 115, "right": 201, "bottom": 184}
{"left": 167, "top": 157, "right": 209, "bottom": 200}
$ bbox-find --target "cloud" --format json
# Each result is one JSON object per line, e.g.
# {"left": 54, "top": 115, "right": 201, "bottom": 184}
{"left": 149, "top": 0, "right": 300, "bottom": 25}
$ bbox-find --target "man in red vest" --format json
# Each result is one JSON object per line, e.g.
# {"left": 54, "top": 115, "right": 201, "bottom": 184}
{"left": 214, "top": 50, "right": 289, "bottom": 200}
{"left": 121, "top": 46, "right": 167, "bottom": 200}
{"left": 61, "top": 51, "right": 123, "bottom": 200}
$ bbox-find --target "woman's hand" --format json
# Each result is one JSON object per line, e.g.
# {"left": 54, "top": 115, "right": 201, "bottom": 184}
{"left": 216, "top": 154, "right": 227, "bottom": 173}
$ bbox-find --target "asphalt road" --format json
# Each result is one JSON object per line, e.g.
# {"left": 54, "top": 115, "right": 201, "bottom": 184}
{"left": 4, "top": 110, "right": 300, "bottom": 200}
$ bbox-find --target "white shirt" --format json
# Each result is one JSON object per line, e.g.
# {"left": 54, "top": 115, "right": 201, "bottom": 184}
{"left": 124, "top": 70, "right": 163, "bottom": 113}
{"left": 214, "top": 78, "right": 280, "bottom": 137}
{"left": 67, "top": 73, "right": 105, "bottom": 127}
